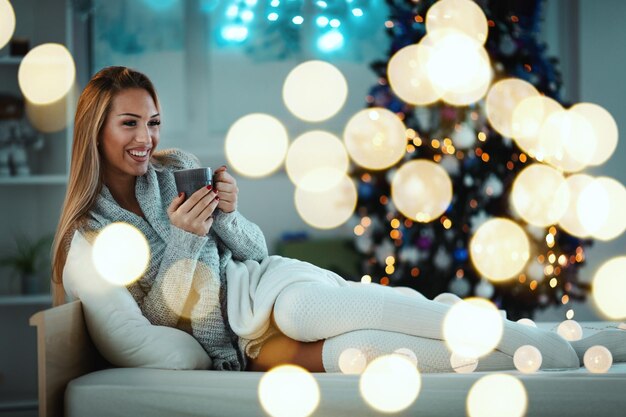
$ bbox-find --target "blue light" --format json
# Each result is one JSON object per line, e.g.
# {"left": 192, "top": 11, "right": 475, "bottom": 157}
{"left": 241, "top": 10, "right": 254, "bottom": 23}
{"left": 329, "top": 18, "right": 341, "bottom": 28}
{"left": 226, "top": 5, "right": 238, "bottom": 18}
{"left": 352, "top": 8, "right": 363, "bottom": 17}
{"left": 270, "top": 0, "right": 280, "bottom": 7}
{"left": 317, "top": 29, "right": 344, "bottom": 52}
{"left": 316, "top": 16, "right": 329, "bottom": 27}
{"left": 221, "top": 24, "right": 249, "bottom": 42}
{"left": 245, "top": 0, "right": 258, "bottom": 6}
{"left": 267, "top": 12, "right": 279, "bottom": 21}
{"left": 292, "top": 15, "right": 304, "bottom": 25}
{"left": 316, "top": 0, "right": 328, "bottom": 8}
{"left": 141, "top": 0, "right": 177, "bottom": 11}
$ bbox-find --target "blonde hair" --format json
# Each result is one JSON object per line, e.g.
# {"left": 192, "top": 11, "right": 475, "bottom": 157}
{"left": 51, "top": 66, "right": 160, "bottom": 306}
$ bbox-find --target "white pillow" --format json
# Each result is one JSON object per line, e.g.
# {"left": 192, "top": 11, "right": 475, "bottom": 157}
{"left": 63, "top": 231, "right": 212, "bottom": 370}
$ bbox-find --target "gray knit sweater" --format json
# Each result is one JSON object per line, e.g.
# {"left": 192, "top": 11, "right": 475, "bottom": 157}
{"left": 84, "top": 148, "right": 268, "bottom": 370}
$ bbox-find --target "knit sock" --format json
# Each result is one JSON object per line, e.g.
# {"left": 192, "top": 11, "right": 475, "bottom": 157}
{"left": 273, "top": 282, "right": 579, "bottom": 369}
{"left": 321, "top": 329, "right": 516, "bottom": 373}
{"left": 569, "top": 329, "right": 626, "bottom": 365}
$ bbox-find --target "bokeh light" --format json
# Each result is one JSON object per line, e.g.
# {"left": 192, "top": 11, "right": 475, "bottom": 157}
{"left": 391, "top": 159, "right": 453, "bottom": 223}
{"left": 556, "top": 319, "right": 583, "bottom": 341}
{"left": 469, "top": 218, "right": 530, "bottom": 282}
{"left": 577, "top": 177, "right": 626, "bottom": 241}
{"left": 285, "top": 130, "right": 348, "bottom": 192}
{"left": 394, "top": 348, "right": 418, "bottom": 367}
{"left": 282, "top": 60, "right": 348, "bottom": 122}
{"left": 516, "top": 318, "right": 537, "bottom": 328}
{"left": 592, "top": 256, "right": 626, "bottom": 320}
{"left": 512, "top": 95, "right": 562, "bottom": 157}
{"left": 92, "top": 222, "right": 150, "bottom": 286}
{"left": 343, "top": 108, "right": 407, "bottom": 170}
{"left": 583, "top": 345, "right": 613, "bottom": 374}
{"left": 422, "top": 30, "right": 492, "bottom": 105}
{"left": 486, "top": 78, "right": 539, "bottom": 138}
{"left": 359, "top": 355, "right": 421, "bottom": 413}
{"left": 295, "top": 174, "right": 357, "bottom": 229}
{"left": 467, "top": 374, "right": 527, "bottom": 417}
{"left": 425, "top": 0, "right": 489, "bottom": 45}
{"left": 513, "top": 345, "right": 542, "bottom": 373}
{"left": 338, "top": 348, "right": 367, "bottom": 374}
{"left": 225, "top": 113, "right": 288, "bottom": 178}
{"left": 443, "top": 297, "right": 503, "bottom": 358}
{"left": 558, "top": 174, "right": 595, "bottom": 238}
{"left": 18, "top": 43, "right": 76, "bottom": 105}
{"left": 538, "top": 109, "right": 596, "bottom": 172}
{"left": 571, "top": 102, "right": 618, "bottom": 166}
{"left": 258, "top": 365, "right": 320, "bottom": 417}
{"left": 511, "top": 164, "right": 570, "bottom": 227}
{"left": 387, "top": 44, "right": 441, "bottom": 105}
{"left": 25, "top": 92, "right": 73, "bottom": 133}
{"left": 0, "top": 0, "right": 16, "bottom": 50}
{"left": 160, "top": 260, "right": 213, "bottom": 319}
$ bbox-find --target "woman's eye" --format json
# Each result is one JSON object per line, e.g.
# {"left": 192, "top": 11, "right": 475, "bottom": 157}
{"left": 149, "top": 120, "right": 161, "bottom": 127}
{"left": 123, "top": 120, "right": 137, "bottom": 127}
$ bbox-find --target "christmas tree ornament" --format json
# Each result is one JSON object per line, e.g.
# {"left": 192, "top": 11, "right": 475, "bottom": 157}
{"left": 475, "top": 279, "right": 495, "bottom": 299}
{"left": 449, "top": 277, "right": 471, "bottom": 297}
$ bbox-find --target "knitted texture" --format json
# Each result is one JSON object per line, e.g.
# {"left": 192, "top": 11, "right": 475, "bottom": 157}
{"left": 82, "top": 148, "right": 269, "bottom": 370}
{"left": 321, "top": 329, "right": 517, "bottom": 373}
{"left": 273, "top": 281, "right": 580, "bottom": 370}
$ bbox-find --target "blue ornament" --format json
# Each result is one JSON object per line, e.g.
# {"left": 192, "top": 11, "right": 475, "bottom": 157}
{"left": 454, "top": 248, "right": 468, "bottom": 262}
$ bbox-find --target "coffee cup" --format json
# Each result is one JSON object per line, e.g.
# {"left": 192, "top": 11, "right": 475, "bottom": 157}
{"left": 173, "top": 167, "right": 213, "bottom": 200}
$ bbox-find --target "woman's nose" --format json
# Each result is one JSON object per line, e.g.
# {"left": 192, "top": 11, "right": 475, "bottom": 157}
{"left": 136, "top": 125, "right": 151, "bottom": 143}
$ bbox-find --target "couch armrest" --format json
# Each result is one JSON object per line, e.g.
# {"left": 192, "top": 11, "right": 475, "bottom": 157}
{"left": 29, "top": 300, "right": 108, "bottom": 417}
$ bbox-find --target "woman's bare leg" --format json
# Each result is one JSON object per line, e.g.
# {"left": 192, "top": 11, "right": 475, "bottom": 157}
{"left": 247, "top": 333, "right": 324, "bottom": 372}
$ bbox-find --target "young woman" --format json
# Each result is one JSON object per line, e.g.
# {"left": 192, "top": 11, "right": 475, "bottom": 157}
{"left": 52, "top": 66, "right": 624, "bottom": 373}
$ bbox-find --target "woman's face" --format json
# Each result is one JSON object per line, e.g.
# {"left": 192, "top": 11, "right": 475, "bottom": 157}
{"left": 100, "top": 88, "right": 160, "bottom": 180}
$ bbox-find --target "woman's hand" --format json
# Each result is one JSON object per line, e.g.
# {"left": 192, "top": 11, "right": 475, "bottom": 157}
{"left": 167, "top": 186, "right": 219, "bottom": 236}
{"left": 213, "top": 165, "right": 238, "bottom": 213}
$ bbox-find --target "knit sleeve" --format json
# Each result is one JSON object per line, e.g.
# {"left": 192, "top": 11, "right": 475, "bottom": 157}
{"left": 211, "top": 210, "right": 268, "bottom": 262}
{"left": 127, "top": 224, "right": 213, "bottom": 327}
{"left": 152, "top": 148, "right": 202, "bottom": 172}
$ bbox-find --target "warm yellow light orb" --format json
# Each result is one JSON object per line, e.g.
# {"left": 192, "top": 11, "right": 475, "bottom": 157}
{"left": 558, "top": 174, "right": 595, "bottom": 238}
{"left": 25, "top": 93, "right": 73, "bottom": 133}
{"left": 467, "top": 374, "right": 528, "bottom": 417}
{"left": 557, "top": 319, "right": 583, "bottom": 341}
{"left": 225, "top": 113, "right": 288, "bottom": 178}
{"left": 486, "top": 78, "right": 539, "bottom": 138}
{"left": 18, "top": 43, "right": 76, "bottom": 105}
{"left": 511, "top": 164, "right": 570, "bottom": 227}
{"left": 0, "top": 0, "right": 16, "bottom": 50}
{"left": 443, "top": 297, "right": 503, "bottom": 358}
{"left": 583, "top": 345, "right": 613, "bottom": 374}
{"left": 387, "top": 43, "right": 441, "bottom": 105}
{"left": 425, "top": 0, "right": 489, "bottom": 45}
{"left": 92, "top": 222, "right": 150, "bottom": 286}
{"left": 592, "top": 256, "right": 626, "bottom": 320}
{"left": 343, "top": 108, "right": 407, "bottom": 170}
{"left": 391, "top": 160, "right": 453, "bottom": 223}
{"left": 282, "top": 60, "right": 348, "bottom": 122}
{"left": 422, "top": 30, "right": 492, "bottom": 105}
{"left": 338, "top": 348, "right": 367, "bottom": 374}
{"left": 512, "top": 95, "right": 562, "bottom": 157}
{"left": 359, "top": 355, "right": 421, "bottom": 413}
{"left": 578, "top": 177, "right": 626, "bottom": 241}
{"left": 513, "top": 345, "right": 542, "bottom": 373}
{"left": 295, "top": 174, "right": 357, "bottom": 229}
{"left": 538, "top": 109, "right": 596, "bottom": 172}
{"left": 469, "top": 218, "right": 530, "bottom": 282}
{"left": 571, "top": 103, "right": 618, "bottom": 166}
{"left": 285, "top": 130, "right": 348, "bottom": 192}
{"left": 258, "top": 365, "right": 320, "bottom": 417}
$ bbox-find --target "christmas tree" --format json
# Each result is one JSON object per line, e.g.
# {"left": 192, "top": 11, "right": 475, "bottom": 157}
{"left": 352, "top": 0, "right": 591, "bottom": 320}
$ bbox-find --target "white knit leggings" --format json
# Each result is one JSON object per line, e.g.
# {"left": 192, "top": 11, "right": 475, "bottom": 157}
{"left": 272, "top": 282, "right": 624, "bottom": 373}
